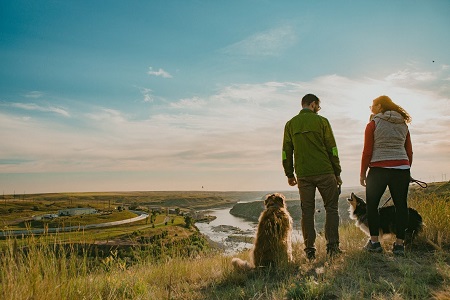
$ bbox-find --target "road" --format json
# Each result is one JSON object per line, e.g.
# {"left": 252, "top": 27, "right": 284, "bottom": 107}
{"left": 0, "top": 211, "right": 150, "bottom": 237}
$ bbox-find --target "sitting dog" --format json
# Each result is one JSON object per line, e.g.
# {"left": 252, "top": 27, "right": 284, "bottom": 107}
{"left": 232, "top": 193, "right": 293, "bottom": 271}
{"left": 347, "top": 192, "right": 423, "bottom": 243}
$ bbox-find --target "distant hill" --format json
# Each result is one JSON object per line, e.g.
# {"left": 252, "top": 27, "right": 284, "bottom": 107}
{"left": 229, "top": 194, "right": 353, "bottom": 225}
{"left": 410, "top": 180, "right": 450, "bottom": 197}
{"left": 229, "top": 182, "right": 449, "bottom": 225}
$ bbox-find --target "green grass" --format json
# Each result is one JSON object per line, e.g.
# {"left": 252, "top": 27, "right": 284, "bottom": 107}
{"left": 0, "top": 190, "right": 247, "bottom": 230}
{"left": 1, "top": 215, "right": 187, "bottom": 248}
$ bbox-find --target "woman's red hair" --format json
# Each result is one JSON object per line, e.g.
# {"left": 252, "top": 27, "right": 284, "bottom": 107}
{"left": 373, "top": 95, "right": 411, "bottom": 123}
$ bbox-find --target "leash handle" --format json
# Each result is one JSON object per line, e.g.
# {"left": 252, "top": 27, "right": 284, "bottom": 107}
{"left": 410, "top": 177, "right": 428, "bottom": 189}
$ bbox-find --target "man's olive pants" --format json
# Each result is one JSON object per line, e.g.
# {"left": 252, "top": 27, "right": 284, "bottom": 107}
{"left": 297, "top": 173, "right": 340, "bottom": 251}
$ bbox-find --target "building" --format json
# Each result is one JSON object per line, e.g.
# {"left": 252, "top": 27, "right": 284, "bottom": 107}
{"left": 58, "top": 208, "right": 97, "bottom": 216}
{"left": 33, "top": 213, "right": 58, "bottom": 221}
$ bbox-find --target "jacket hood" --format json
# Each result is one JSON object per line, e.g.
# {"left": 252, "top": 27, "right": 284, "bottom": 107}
{"left": 372, "top": 111, "right": 405, "bottom": 124}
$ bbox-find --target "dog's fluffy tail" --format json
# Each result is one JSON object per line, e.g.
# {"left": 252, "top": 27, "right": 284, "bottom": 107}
{"left": 231, "top": 258, "right": 253, "bottom": 271}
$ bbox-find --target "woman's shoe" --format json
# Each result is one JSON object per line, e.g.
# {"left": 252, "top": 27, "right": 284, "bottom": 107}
{"left": 363, "top": 240, "right": 383, "bottom": 253}
{"left": 392, "top": 243, "right": 405, "bottom": 256}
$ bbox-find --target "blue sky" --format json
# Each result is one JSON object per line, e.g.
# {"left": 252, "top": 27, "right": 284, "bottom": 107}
{"left": 1, "top": 1, "right": 449, "bottom": 193}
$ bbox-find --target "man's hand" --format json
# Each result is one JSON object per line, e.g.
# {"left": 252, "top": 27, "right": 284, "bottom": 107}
{"left": 336, "top": 175, "right": 343, "bottom": 186}
{"left": 288, "top": 177, "right": 298, "bottom": 186}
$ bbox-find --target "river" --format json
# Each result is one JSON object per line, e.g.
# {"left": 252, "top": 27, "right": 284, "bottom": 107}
{"left": 195, "top": 205, "right": 303, "bottom": 255}
{"left": 195, "top": 187, "right": 361, "bottom": 254}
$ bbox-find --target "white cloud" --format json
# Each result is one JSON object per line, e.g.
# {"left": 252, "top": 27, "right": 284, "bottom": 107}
{"left": 385, "top": 70, "right": 435, "bottom": 82}
{"left": 384, "top": 65, "right": 450, "bottom": 100}
{"left": 221, "top": 25, "right": 297, "bottom": 57}
{"left": 139, "top": 87, "right": 154, "bottom": 103}
{"left": 169, "top": 97, "right": 207, "bottom": 109}
{"left": 85, "top": 107, "right": 126, "bottom": 123}
{"left": 24, "top": 91, "right": 44, "bottom": 98}
{"left": 10, "top": 102, "right": 70, "bottom": 117}
{"left": 147, "top": 67, "right": 172, "bottom": 78}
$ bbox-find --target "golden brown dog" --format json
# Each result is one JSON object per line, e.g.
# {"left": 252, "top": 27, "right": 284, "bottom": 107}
{"left": 232, "top": 193, "right": 293, "bottom": 271}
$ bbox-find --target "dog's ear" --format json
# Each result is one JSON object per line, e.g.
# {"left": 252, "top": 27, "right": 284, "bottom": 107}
{"left": 348, "top": 192, "right": 355, "bottom": 202}
{"left": 264, "top": 194, "right": 273, "bottom": 207}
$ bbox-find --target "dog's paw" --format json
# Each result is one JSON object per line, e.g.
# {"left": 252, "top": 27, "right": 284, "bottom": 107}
{"left": 231, "top": 257, "right": 253, "bottom": 271}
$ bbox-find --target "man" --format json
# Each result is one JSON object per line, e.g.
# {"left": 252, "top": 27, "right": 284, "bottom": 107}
{"left": 282, "top": 93, "right": 343, "bottom": 260}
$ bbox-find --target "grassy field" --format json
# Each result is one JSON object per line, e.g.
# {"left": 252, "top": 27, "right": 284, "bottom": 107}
{"left": 0, "top": 190, "right": 256, "bottom": 210}
{"left": 0, "top": 182, "right": 449, "bottom": 299}
{"left": 0, "top": 190, "right": 252, "bottom": 245}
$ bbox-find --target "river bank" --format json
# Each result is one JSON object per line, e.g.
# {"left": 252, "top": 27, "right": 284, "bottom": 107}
{"left": 195, "top": 187, "right": 365, "bottom": 253}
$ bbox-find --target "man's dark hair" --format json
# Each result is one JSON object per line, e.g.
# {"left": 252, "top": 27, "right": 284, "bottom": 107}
{"left": 301, "top": 94, "right": 320, "bottom": 107}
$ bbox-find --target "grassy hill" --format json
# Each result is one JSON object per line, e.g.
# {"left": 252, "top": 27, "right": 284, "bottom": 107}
{"left": 0, "top": 182, "right": 449, "bottom": 299}
{"left": 0, "top": 190, "right": 251, "bottom": 210}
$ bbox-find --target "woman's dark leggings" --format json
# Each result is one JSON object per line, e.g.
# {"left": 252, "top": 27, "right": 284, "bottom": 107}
{"left": 366, "top": 167, "right": 410, "bottom": 239}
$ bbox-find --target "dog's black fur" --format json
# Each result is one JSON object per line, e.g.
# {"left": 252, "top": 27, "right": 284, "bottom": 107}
{"left": 348, "top": 192, "right": 423, "bottom": 244}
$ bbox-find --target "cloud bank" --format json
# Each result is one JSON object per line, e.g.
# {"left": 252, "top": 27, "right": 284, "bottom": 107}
{"left": 0, "top": 67, "right": 448, "bottom": 191}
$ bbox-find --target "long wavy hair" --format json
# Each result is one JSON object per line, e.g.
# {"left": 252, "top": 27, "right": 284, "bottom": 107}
{"left": 373, "top": 95, "right": 411, "bottom": 123}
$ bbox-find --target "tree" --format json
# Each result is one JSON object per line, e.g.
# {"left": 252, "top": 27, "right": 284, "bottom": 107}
{"left": 184, "top": 215, "right": 194, "bottom": 229}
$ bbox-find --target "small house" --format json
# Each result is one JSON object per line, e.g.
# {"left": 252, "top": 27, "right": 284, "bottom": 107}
{"left": 58, "top": 208, "right": 97, "bottom": 216}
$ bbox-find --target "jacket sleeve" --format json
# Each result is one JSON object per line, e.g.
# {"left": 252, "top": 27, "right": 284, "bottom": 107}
{"left": 360, "top": 121, "right": 375, "bottom": 177}
{"left": 282, "top": 121, "right": 295, "bottom": 178}
{"left": 405, "top": 130, "right": 413, "bottom": 166}
{"left": 323, "top": 118, "right": 342, "bottom": 176}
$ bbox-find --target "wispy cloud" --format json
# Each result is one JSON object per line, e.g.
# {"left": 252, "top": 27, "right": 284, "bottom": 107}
{"left": 221, "top": 25, "right": 297, "bottom": 57}
{"left": 385, "top": 70, "right": 435, "bottom": 82}
{"left": 24, "top": 91, "right": 44, "bottom": 98}
{"left": 147, "top": 67, "right": 172, "bottom": 78}
{"left": 10, "top": 102, "right": 70, "bottom": 117}
{"left": 384, "top": 64, "right": 450, "bottom": 99}
{"left": 140, "top": 87, "right": 154, "bottom": 103}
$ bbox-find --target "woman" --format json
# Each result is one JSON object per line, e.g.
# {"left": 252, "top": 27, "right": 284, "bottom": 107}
{"left": 360, "top": 95, "right": 413, "bottom": 256}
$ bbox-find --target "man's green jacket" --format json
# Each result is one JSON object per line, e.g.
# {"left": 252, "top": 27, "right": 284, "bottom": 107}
{"left": 282, "top": 109, "right": 342, "bottom": 178}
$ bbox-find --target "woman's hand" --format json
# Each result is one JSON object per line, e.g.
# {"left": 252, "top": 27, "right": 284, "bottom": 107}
{"left": 360, "top": 175, "right": 367, "bottom": 187}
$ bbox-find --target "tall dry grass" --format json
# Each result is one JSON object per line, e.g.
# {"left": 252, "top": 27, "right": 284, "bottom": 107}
{"left": 1, "top": 191, "right": 449, "bottom": 299}
{"left": 409, "top": 191, "right": 450, "bottom": 249}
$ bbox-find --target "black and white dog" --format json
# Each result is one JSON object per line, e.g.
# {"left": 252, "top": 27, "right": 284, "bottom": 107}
{"left": 347, "top": 192, "right": 423, "bottom": 244}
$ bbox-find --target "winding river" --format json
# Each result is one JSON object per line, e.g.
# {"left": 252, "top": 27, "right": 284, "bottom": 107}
{"left": 195, "top": 205, "right": 303, "bottom": 254}
{"left": 195, "top": 187, "right": 361, "bottom": 254}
